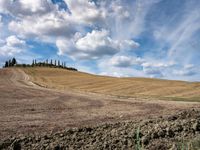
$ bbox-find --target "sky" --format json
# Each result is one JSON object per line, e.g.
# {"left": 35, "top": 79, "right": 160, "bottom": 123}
{"left": 0, "top": 0, "right": 200, "bottom": 81}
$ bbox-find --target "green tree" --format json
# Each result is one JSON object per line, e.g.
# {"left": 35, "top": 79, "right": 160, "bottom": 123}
{"left": 58, "top": 60, "right": 60, "bottom": 66}
{"left": 4, "top": 61, "right": 9, "bottom": 68}
{"left": 8, "top": 59, "right": 12, "bottom": 67}
{"left": 54, "top": 60, "right": 57, "bottom": 66}
{"left": 32, "top": 59, "right": 35, "bottom": 66}
{"left": 11, "top": 58, "right": 17, "bottom": 66}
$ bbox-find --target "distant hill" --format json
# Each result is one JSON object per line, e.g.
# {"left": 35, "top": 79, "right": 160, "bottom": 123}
{"left": 23, "top": 67, "right": 200, "bottom": 102}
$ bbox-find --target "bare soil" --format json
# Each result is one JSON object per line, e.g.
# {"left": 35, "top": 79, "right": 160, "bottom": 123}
{"left": 0, "top": 68, "right": 199, "bottom": 141}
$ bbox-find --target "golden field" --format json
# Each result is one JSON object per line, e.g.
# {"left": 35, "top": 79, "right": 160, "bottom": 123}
{"left": 23, "top": 67, "right": 200, "bottom": 101}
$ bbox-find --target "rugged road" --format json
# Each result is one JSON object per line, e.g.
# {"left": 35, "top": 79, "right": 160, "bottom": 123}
{"left": 0, "top": 68, "right": 200, "bottom": 145}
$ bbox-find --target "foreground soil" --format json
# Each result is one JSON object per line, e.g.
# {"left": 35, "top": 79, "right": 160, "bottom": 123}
{"left": 1, "top": 109, "right": 200, "bottom": 150}
{"left": 0, "top": 68, "right": 200, "bottom": 149}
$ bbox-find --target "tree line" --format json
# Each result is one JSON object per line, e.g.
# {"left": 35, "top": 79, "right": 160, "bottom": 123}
{"left": 3, "top": 58, "right": 78, "bottom": 71}
{"left": 4, "top": 58, "right": 17, "bottom": 68}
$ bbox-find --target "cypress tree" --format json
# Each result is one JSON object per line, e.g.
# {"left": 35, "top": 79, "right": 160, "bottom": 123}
{"left": 4, "top": 61, "right": 9, "bottom": 68}
{"left": 58, "top": 60, "right": 60, "bottom": 66}
{"left": 32, "top": 59, "right": 35, "bottom": 66}
{"left": 8, "top": 59, "right": 12, "bottom": 67}
{"left": 12, "top": 58, "right": 17, "bottom": 66}
{"left": 54, "top": 60, "right": 57, "bottom": 66}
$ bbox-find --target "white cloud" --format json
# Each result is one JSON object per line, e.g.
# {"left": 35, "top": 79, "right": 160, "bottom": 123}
{"left": 56, "top": 29, "right": 119, "bottom": 59}
{"left": 0, "top": 0, "right": 56, "bottom": 17}
{"left": 56, "top": 29, "right": 139, "bottom": 60}
{"left": 0, "top": 35, "right": 26, "bottom": 56}
{"left": 98, "top": 57, "right": 146, "bottom": 77}
{"left": 105, "top": 0, "right": 161, "bottom": 40}
{"left": 173, "top": 64, "right": 197, "bottom": 76}
{"left": 0, "top": 15, "right": 2, "bottom": 28}
{"left": 152, "top": 5, "right": 200, "bottom": 58}
{"left": 184, "top": 64, "right": 194, "bottom": 70}
{"left": 75, "top": 29, "right": 119, "bottom": 55}
{"left": 110, "top": 56, "right": 133, "bottom": 67}
{"left": 173, "top": 70, "right": 196, "bottom": 76}
{"left": 142, "top": 61, "right": 176, "bottom": 68}
{"left": 6, "top": 35, "right": 26, "bottom": 47}
{"left": 120, "top": 40, "right": 140, "bottom": 50}
{"left": 140, "top": 60, "right": 177, "bottom": 78}
{"left": 0, "top": 45, "right": 22, "bottom": 56}
{"left": 143, "top": 67, "right": 163, "bottom": 78}
{"left": 9, "top": 11, "right": 76, "bottom": 40}
{"left": 110, "top": 2, "right": 130, "bottom": 19}
{"left": 109, "top": 55, "right": 144, "bottom": 68}
{"left": 64, "top": 0, "right": 106, "bottom": 25}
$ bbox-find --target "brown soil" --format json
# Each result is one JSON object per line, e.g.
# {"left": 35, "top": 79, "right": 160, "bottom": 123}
{"left": 0, "top": 68, "right": 199, "bottom": 141}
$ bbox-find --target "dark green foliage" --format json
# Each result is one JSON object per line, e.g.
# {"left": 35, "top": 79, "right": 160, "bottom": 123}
{"left": 12, "top": 58, "right": 17, "bottom": 66}
{"left": 8, "top": 59, "right": 12, "bottom": 67}
{"left": 4, "top": 58, "right": 17, "bottom": 67}
{"left": 54, "top": 60, "right": 57, "bottom": 66}
{"left": 4, "top": 61, "right": 9, "bottom": 68}
{"left": 3, "top": 58, "right": 78, "bottom": 71}
{"left": 58, "top": 60, "right": 60, "bottom": 66}
{"left": 32, "top": 60, "right": 34, "bottom": 66}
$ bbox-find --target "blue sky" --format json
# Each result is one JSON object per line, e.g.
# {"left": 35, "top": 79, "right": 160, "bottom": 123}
{"left": 0, "top": 0, "right": 200, "bottom": 81}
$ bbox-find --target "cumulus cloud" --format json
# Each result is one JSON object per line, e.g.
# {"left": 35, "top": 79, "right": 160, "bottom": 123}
{"left": 110, "top": 56, "right": 133, "bottom": 67}
{"left": 119, "top": 40, "right": 140, "bottom": 50}
{"left": 143, "top": 67, "right": 163, "bottom": 78}
{"left": 0, "top": 0, "right": 56, "bottom": 17}
{"left": 75, "top": 30, "right": 119, "bottom": 54}
{"left": 64, "top": 0, "right": 106, "bottom": 25}
{"left": 6, "top": 35, "right": 26, "bottom": 47}
{"left": 57, "top": 29, "right": 139, "bottom": 60}
{"left": 0, "top": 35, "right": 26, "bottom": 56}
{"left": 98, "top": 56, "right": 146, "bottom": 77}
{"left": 140, "top": 60, "right": 177, "bottom": 78}
{"left": 8, "top": 12, "right": 76, "bottom": 40}
{"left": 110, "top": 56, "right": 144, "bottom": 68}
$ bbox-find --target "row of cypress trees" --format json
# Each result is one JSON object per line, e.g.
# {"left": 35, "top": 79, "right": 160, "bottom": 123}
{"left": 32, "top": 59, "right": 67, "bottom": 68}
{"left": 4, "top": 58, "right": 17, "bottom": 68}
{"left": 3, "top": 58, "right": 78, "bottom": 71}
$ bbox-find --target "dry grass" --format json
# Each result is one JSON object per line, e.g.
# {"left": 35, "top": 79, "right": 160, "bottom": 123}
{"left": 23, "top": 67, "right": 200, "bottom": 101}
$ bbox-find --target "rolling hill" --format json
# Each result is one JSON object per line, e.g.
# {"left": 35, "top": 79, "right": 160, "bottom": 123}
{"left": 23, "top": 67, "right": 200, "bottom": 102}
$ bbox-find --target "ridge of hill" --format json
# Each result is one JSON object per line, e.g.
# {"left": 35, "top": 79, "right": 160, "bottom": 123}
{"left": 23, "top": 67, "right": 200, "bottom": 102}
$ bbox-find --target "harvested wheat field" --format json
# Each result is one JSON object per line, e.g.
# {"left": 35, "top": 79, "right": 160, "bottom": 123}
{"left": 1, "top": 67, "right": 200, "bottom": 149}
{"left": 24, "top": 67, "right": 200, "bottom": 101}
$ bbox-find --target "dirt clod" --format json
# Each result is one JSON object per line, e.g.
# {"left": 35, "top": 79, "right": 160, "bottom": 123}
{"left": 1, "top": 109, "right": 200, "bottom": 150}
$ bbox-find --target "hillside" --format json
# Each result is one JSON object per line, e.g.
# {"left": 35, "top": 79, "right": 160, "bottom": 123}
{"left": 1, "top": 68, "right": 200, "bottom": 150}
{"left": 23, "top": 67, "right": 200, "bottom": 102}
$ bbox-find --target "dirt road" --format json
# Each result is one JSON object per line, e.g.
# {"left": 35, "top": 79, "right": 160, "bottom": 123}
{"left": 0, "top": 68, "right": 199, "bottom": 139}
